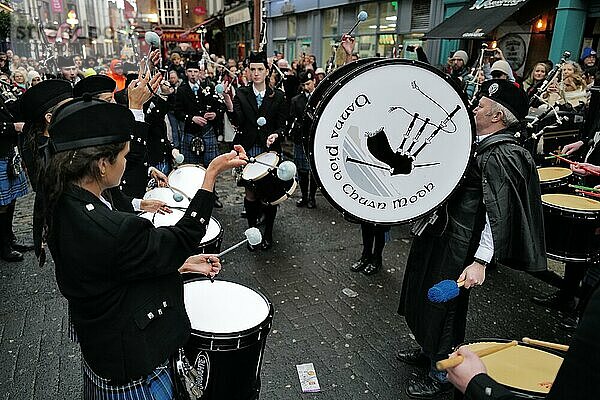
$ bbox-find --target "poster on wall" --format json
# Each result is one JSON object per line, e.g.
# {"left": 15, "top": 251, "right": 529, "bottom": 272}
{"left": 498, "top": 34, "right": 527, "bottom": 73}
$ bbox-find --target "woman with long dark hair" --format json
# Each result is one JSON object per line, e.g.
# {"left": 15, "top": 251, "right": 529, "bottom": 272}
{"left": 43, "top": 96, "right": 247, "bottom": 399}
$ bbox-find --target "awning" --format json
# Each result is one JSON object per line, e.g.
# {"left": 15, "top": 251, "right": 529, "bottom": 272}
{"left": 424, "top": 0, "right": 534, "bottom": 40}
{"left": 181, "top": 16, "right": 222, "bottom": 38}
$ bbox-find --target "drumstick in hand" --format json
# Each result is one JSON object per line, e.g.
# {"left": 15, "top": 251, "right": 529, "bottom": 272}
{"left": 552, "top": 153, "right": 600, "bottom": 176}
{"left": 522, "top": 337, "right": 569, "bottom": 352}
{"left": 436, "top": 340, "right": 518, "bottom": 371}
{"left": 208, "top": 228, "right": 262, "bottom": 282}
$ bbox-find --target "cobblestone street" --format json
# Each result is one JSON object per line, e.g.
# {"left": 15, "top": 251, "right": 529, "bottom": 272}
{"left": 1, "top": 173, "right": 572, "bottom": 399}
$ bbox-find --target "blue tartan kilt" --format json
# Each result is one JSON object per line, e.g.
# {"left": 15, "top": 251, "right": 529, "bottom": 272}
{"left": 0, "top": 158, "right": 28, "bottom": 206}
{"left": 179, "top": 127, "right": 219, "bottom": 167}
{"left": 246, "top": 143, "right": 265, "bottom": 158}
{"left": 83, "top": 359, "right": 174, "bottom": 400}
{"left": 293, "top": 143, "right": 311, "bottom": 172}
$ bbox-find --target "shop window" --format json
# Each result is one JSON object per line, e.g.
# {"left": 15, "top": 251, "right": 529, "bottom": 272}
{"left": 288, "top": 15, "right": 297, "bottom": 38}
{"left": 357, "top": 2, "right": 378, "bottom": 35}
{"left": 297, "top": 14, "right": 310, "bottom": 37}
{"left": 322, "top": 9, "right": 338, "bottom": 37}
{"left": 322, "top": 37, "right": 337, "bottom": 67}
{"left": 297, "top": 39, "right": 312, "bottom": 58}
{"left": 273, "top": 17, "right": 287, "bottom": 40}
{"left": 158, "top": 0, "right": 181, "bottom": 27}
{"left": 377, "top": 34, "right": 396, "bottom": 57}
{"left": 379, "top": 1, "right": 398, "bottom": 33}
{"left": 341, "top": 5, "right": 357, "bottom": 34}
{"left": 356, "top": 35, "right": 377, "bottom": 58}
{"left": 410, "top": 0, "right": 430, "bottom": 31}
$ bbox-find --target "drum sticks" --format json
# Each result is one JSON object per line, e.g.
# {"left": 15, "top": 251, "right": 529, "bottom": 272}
{"left": 522, "top": 337, "right": 569, "bottom": 352}
{"left": 436, "top": 341, "right": 518, "bottom": 371}
{"left": 551, "top": 153, "right": 600, "bottom": 176}
{"left": 208, "top": 228, "right": 262, "bottom": 282}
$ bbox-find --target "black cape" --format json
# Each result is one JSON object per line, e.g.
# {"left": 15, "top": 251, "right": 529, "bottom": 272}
{"left": 398, "top": 131, "right": 546, "bottom": 358}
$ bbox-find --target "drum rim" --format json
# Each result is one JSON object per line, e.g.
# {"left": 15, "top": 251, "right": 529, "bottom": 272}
{"left": 184, "top": 277, "right": 274, "bottom": 338}
{"left": 461, "top": 338, "right": 564, "bottom": 397}
{"left": 264, "top": 178, "right": 298, "bottom": 206}
{"left": 537, "top": 167, "right": 572, "bottom": 183}
{"left": 542, "top": 193, "right": 600, "bottom": 213}
{"left": 307, "top": 58, "right": 476, "bottom": 225}
{"left": 200, "top": 216, "right": 224, "bottom": 244}
{"left": 241, "top": 151, "right": 280, "bottom": 181}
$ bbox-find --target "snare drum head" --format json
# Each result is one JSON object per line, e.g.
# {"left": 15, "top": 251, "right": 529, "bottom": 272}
{"left": 139, "top": 209, "right": 185, "bottom": 227}
{"left": 200, "top": 217, "right": 222, "bottom": 245}
{"left": 537, "top": 167, "right": 572, "bottom": 182}
{"left": 542, "top": 193, "right": 600, "bottom": 211}
{"left": 168, "top": 164, "right": 207, "bottom": 199}
{"left": 143, "top": 187, "right": 191, "bottom": 208}
{"left": 242, "top": 152, "right": 279, "bottom": 181}
{"left": 184, "top": 280, "right": 270, "bottom": 333}
{"left": 465, "top": 342, "right": 562, "bottom": 394}
{"left": 309, "top": 59, "right": 474, "bottom": 224}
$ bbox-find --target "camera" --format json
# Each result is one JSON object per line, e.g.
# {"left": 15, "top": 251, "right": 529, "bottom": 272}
{"left": 484, "top": 49, "right": 497, "bottom": 57}
{"left": 406, "top": 45, "right": 416, "bottom": 52}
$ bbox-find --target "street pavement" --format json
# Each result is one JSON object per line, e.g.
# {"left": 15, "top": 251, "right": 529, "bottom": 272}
{"left": 1, "top": 172, "right": 573, "bottom": 400}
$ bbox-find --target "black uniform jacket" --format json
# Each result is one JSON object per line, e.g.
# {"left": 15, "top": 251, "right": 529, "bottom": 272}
{"left": 465, "top": 285, "right": 600, "bottom": 399}
{"left": 0, "top": 98, "right": 18, "bottom": 156}
{"left": 227, "top": 85, "right": 288, "bottom": 151}
{"left": 476, "top": 132, "right": 546, "bottom": 272}
{"left": 120, "top": 120, "right": 151, "bottom": 198}
{"left": 289, "top": 91, "right": 309, "bottom": 144}
{"left": 174, "top": 80, "right": 223, "bottom": 137}
{"left": 144, "top": 95, "right": 173, "bottom": 166}
{"left": 48, "top": 184, "right": 214, "bottom": 382}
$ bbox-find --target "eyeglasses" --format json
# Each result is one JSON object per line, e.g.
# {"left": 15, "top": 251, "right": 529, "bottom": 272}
{"left": 32, "top": 77, "right": 41, "bottom": 81}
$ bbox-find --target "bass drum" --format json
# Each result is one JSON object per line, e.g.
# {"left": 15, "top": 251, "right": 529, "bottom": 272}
{"left": 306, "top": 58, "right": 475, "bottom": 224}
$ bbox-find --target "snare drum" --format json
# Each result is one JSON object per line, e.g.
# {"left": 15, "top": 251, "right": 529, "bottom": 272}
{"left": 542, "top": 194, "right": 600, "bottom": 263}
{"left": 139, "top": 212, "right": 223, "bottom": 253}
{"left": 183, "top": 279, "right": 274, "bottom": 400}
{"left": 462, "top": 339, "right": 563, "bottom": 399}
{"left": 168, "top": 164, "right": 207, "bottom": 200}
{"left": 241, "top": 152, "right": 297, "bottom": 205}
{"left": 537, "top": 167, "right": 573, "bottom": 194}
{"left": 143, "top": 187, "right": 191, "bottom": 208}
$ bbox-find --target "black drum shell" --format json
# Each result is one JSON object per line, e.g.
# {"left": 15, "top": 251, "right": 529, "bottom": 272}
{"left": 183, "top": 278, "right": 274, "bottom": 400}
{"left": 542, "top": 195, "right": 600, "bottom": 263}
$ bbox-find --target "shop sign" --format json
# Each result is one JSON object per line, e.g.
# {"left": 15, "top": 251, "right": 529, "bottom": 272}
{"left": 470, "top": 0, "right": 526, "bottom": 10}
{"left": 51, "top": 0, "right": 63, "bottom": 13}
{"left": 194, "top": 6, "right": 206, "bottom": 16}
{"left": 499, "top": 34, "right": 527, "bottom": 71}
{"left": 162, "top": 31, "right": 200, "bottom": 42}
{"left": 225, "top": 7, "right": 251, "bottom": 27}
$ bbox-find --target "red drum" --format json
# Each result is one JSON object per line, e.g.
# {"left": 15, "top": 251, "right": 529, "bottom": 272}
{"left": 542, "top": 194, "right": 600, "bottom": 263}
{"left": 306, "top": 58, "right": 474, "bottom": 224}
{"left": 183, "top": 279, "right": 273, "bottom": 400}
{"left": 241, "top": 152, "right": 297, "bottom": 205}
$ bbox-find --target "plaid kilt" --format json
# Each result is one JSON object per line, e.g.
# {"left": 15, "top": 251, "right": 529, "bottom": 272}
{"left": 179, "top": 127, "right": 219, "bottom": 167}
{"left": 83, "top": 359, "right": 174, "bottom": 400}
{"left": 246, "top": 143, "right": 264, "bottom": 158}
{"left": 293, "top": 143, "right": 311, "bottom": 172}
{"left": 0, "top": 158, "right": 28, "bottom": 206}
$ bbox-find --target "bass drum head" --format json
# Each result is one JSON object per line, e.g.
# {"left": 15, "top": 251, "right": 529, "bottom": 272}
{"left": 184, "top": 280, "right": 271, "bottom": 334}
{"left": 309, "top": 58, "right": 474, "bottom": 224}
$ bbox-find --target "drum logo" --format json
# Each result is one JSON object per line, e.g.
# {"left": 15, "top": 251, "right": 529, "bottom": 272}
{"left": 312, "top": 64, "right": 473, "bottom": 224}
{"left": 193, "top": 351, "right": 210, "bottom": 393}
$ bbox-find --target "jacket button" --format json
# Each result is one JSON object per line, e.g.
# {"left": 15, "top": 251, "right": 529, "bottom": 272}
{"left": 147, "top": 312, "right": 155, "bottom": 320}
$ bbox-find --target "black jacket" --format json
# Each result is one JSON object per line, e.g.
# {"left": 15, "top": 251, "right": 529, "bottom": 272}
{"left": 289, "top": 91, "right": 309, "bottom": 144}
{"left": 144, "top": 96, "right": 173, "bottom": 166}
{"left": 48, "top": 185, "right": 215, "bottom": 382}
{"left": 227, "top": 85, "right": 288, "bottom": 151}
{"left": 0, "top": 98, "right": 18, "bottom": 156}
{"left": 174, "top": 80, "right": 224, "bottom": 137}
